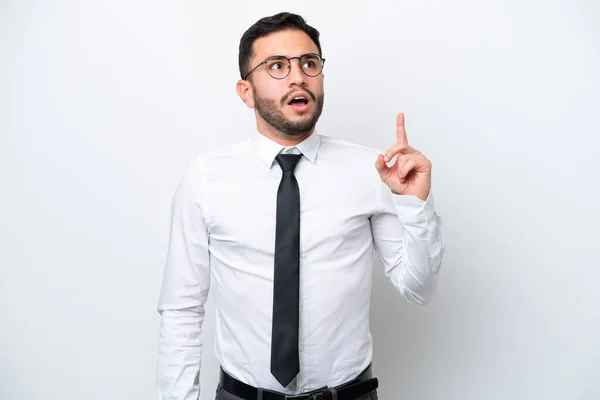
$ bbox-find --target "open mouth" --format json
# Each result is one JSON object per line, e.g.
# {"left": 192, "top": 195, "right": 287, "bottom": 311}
{"left": 287, "top": 93, "right": 311, "bottom": 110}
{"left": 288, "top": 97, "right": 309, "bottom": 105}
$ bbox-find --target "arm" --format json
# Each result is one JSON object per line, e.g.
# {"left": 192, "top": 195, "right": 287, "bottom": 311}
{"left": 370, "top": 185, "right": 445, "bottom": 304}
{"left": 157, "top": 158, "right": 210, "bottom": 400}
{"left": 372, "top": 112, "right": 445, "bottom": 304}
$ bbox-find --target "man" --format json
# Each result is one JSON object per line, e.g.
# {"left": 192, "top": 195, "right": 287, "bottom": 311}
{"left": 157, "top": 12, "right": 445, "bottom": 400}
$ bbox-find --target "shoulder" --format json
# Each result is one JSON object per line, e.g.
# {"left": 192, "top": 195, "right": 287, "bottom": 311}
{"left": 185, "top": 137, "right": 254, "bottom": 175}
{"left": 318, "top": 134, "right": 381, "bottom": 163}
{"left": 198, "top": 137, "right": 254, "bottom": 163}
{"left": 175, "top": 137, "right": 253, "bottom": 192}
{"left": 317, "top": 134, "right": 385, "bottom": 189}
{"left": 319, "top": 134, "right": 380, "bottom": 154}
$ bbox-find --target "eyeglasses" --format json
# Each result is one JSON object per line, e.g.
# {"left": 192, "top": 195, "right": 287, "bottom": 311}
{"left": 243, "top": 53, "right": 326, "bottom": 80}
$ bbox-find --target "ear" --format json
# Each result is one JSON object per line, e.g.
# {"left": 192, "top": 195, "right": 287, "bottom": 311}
{"left": 236, "top": 79, "right": 255, "bottom": 108}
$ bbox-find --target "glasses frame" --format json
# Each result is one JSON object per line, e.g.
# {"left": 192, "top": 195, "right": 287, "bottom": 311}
{"left": 243, "top": 53, "right": 326, "bottom": 81}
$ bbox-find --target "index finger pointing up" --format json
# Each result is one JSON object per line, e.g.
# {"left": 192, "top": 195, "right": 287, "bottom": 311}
{"left": 396, "top": 112, "right": 408, "bottom": 144}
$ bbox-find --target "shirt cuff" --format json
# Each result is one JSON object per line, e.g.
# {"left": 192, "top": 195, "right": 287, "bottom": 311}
{"left": 390, "top": 189, "right": 440, "bottom": 228}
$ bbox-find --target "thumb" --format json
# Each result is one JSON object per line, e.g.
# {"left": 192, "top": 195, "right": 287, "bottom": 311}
{"left": 374, "top": 154, "right": 389, "bottom": 177}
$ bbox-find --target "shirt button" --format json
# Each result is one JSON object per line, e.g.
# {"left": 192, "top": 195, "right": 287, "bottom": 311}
{"left": 299, "top": 345, "right": 304, "bottom": 352}
{"left": 299, "top": 303, "right": 303, "bottom": 309}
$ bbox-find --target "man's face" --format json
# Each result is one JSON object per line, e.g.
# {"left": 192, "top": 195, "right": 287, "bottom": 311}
{"left": 247, "top": 30, "right": 325, "bottom": 138}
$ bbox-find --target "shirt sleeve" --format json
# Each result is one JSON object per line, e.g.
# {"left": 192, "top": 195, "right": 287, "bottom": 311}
{"left": 157, "top": 158, "right": 211, "bottom": 400}
{"left": 370, "top": 178, "right": 445, "bottom": 305}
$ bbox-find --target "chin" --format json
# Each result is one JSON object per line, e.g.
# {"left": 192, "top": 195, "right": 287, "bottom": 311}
{"left": 286, "top": 108, "right": 314, "bottom": 118}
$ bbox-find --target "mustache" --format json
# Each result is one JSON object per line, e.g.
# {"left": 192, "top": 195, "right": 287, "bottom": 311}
{"left": 280, "top": 89, "right": 317, "bottom": 106}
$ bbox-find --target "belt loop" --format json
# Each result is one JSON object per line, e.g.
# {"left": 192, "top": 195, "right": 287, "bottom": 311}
{"left": 257, "top": 388, "right": 263, "bottom": 400}
{"left": 329, "top": 387, "right": 338, "bottom": 400}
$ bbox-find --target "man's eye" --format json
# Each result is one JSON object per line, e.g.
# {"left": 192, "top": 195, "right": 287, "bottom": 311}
{"left": 303, "top": 61, "right": 316, "bottom": 69}
{"left": 269, "top": 62, "right": 284, "bottom": 70}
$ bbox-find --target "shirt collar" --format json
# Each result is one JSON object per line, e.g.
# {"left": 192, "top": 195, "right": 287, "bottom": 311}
{"left": 254, "top": 130, "right": 321, "bottom": 168}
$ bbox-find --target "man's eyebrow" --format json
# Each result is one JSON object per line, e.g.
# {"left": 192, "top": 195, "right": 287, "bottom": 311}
{"left": 259, "top": 53, "right": 317, "bottom": 61}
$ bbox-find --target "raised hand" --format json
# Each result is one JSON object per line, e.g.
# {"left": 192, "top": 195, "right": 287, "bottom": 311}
{"left": 374, "top": 113, "right": 431, "bottom": 201}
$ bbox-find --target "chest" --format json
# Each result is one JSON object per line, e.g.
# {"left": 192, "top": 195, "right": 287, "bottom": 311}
{"left": 203, "top": 165, "right": 378, "bottom": 256}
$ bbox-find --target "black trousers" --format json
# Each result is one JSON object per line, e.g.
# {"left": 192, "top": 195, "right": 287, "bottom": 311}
{"left": 214, "top": 383, "right": 379, "bottom": 400}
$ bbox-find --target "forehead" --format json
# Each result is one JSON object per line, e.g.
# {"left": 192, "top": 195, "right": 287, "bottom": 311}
{"left": 251, "top": 29, "right": 319, "bottom": 62}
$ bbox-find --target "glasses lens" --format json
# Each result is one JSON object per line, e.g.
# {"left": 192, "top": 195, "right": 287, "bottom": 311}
{"left": 301, "top": 54, "right": 323, "bottom": 76}
{"left": 266, "top": 57, "right": 290, "bottom": 79}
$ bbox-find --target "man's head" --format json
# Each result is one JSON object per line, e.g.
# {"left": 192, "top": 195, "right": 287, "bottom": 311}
{"left": 236, "top": 12, "right": 325, "bottom": 142}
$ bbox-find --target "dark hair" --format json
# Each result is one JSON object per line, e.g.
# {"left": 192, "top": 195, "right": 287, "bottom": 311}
{"left": 238, "top": 12, "right": 322, "bottom": 80}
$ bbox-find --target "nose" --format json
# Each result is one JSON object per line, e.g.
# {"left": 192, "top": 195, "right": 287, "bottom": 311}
{"left": 287, "top": 58, "right": 307, "bottom": 87}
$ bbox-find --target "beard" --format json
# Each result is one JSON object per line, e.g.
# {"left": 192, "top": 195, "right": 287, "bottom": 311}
{"left": 253, "top": 87, "right": 324, "bottom": 137}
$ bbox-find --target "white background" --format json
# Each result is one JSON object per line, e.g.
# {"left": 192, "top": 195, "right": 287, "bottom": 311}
{"left": 1, "top": 1, "right": 599, "bottom": 399}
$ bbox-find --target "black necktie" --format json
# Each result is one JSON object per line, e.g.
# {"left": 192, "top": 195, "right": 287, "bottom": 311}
{"left": 270, "top": 153, "right": 302, "bottom": 387}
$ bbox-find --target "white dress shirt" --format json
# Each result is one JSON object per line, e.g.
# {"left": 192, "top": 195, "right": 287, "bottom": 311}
{"left": 157, "top": 130, "right": 445, "bottom": 399}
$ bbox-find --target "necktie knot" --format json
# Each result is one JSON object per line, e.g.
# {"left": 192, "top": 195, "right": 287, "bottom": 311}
{"left": 275, "top": 153, "right": 302, "bottom": 172}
